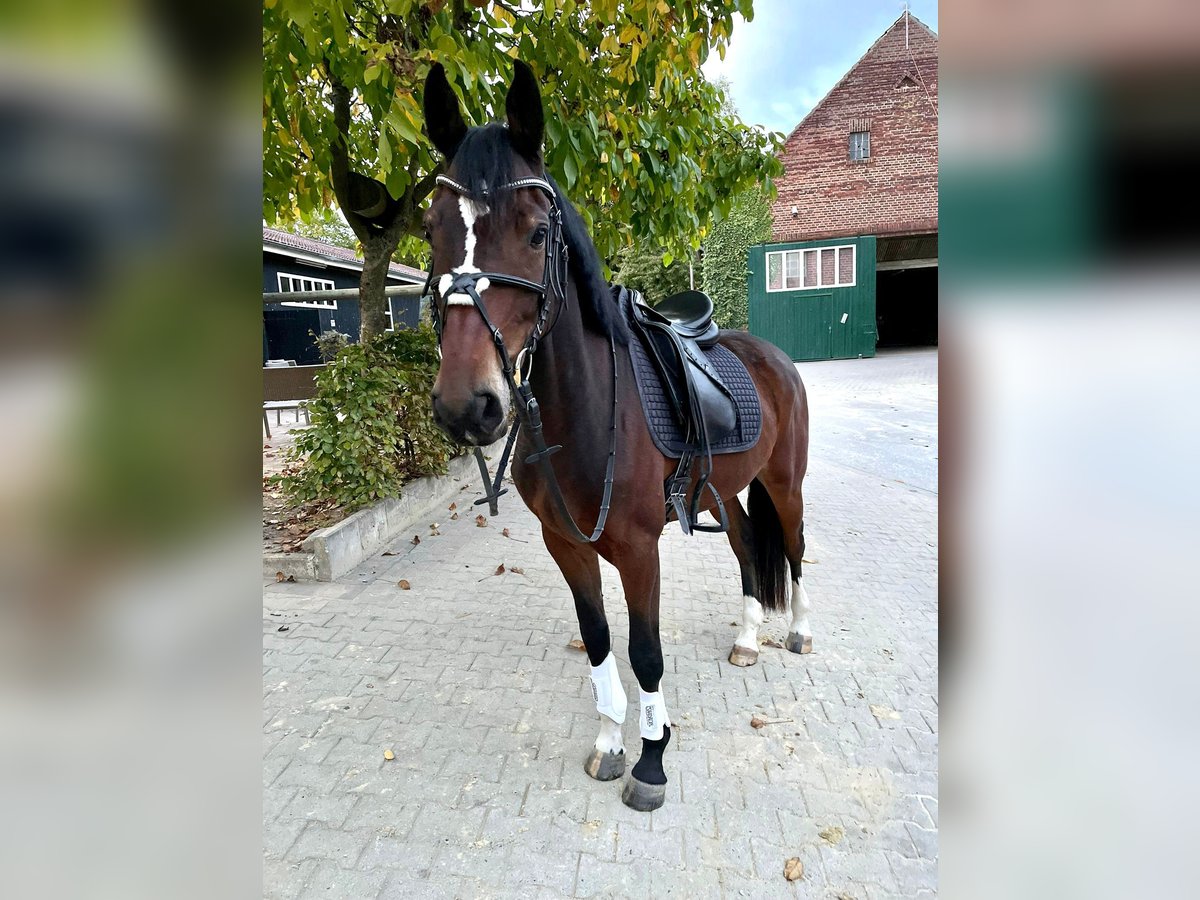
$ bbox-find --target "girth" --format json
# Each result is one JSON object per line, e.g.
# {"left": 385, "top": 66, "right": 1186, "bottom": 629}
{"left": 623, "top": 287, "right": 739, "bottom": 534}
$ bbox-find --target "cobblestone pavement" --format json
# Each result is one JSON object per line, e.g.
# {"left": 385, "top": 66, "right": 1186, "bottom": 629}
{"left": 264, "top": 348, "right": 938, "bottom": 899}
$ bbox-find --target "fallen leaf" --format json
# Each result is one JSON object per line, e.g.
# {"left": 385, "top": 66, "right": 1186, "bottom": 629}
{"left": 750, "top": 715, "right": 793, "bottom": 729}
{"left": 448, "top": 502, "right": 457, "bottom": 511}
{"left": 783, "top": 857, "right": 804, "bottom": 881}
{"left": 818, "top": 825, "right": 844, "bottom": 845}
{"left": 382, "top": 551, "right": 397, "bottom": 556}
{"left": 411, "top": 535, "right": 421, "bottom": 545}
{"left": 493, "top": 564, "right": 506, "bottom": 576}
{"left": 567, "top": 639, "right": 586, "bottom": 651}
{"left": 398, "top": 580, "right": 411, "bottom": 590}
{"left": 760, "top": 638, "right": 783, "bottom": 649}
{"left": 430, "top": 525, "right": 441, "bottom": 536}
{"left": 286, "top": 575, "right": 296, "bottom": 583}
{"left": 501, "top": 527, "right": 510, "bottom": 537}
{"left": 475, "top": 515, "right": 488, "bottom": 527}
{"left": 450, "top": 512, "right": 459, "bottom": 520}
{"left": 275, "top": 571, "right": 286, "bottom": 582}
{"left": 277, "top": 625, "right": 290, "bottom": 632}
{"left": 383, "top": 748, "right": 395, "bottom": 761}
{"left": 510, "top": 566, "right": 525, "bottom": 575}
{"left": 869, "top": 704, "right": 900, "bottom": 720}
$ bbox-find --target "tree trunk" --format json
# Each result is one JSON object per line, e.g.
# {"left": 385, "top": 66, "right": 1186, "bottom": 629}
{"left": 358, "top": 234, "right": 401, "bottom": 343}
{"left": 327, "top": 76, "right": 438, "bottom": 344}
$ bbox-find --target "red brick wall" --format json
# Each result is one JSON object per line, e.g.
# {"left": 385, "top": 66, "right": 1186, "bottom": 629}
{"left": 770, "top": 15, "right": 938, "bottom": 244}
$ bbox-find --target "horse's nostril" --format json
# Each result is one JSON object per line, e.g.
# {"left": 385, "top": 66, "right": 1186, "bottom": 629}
{"left": 475, "top": 390, "right": 504, "bottom": 431}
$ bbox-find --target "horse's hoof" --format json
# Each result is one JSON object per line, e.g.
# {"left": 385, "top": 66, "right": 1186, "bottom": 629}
{"left": 729, "top": 644, "right": 759, "bottom": 667}
{"left": 786, "top": 632, "right": 813, "bottom": 654}
{"left": 584, "top": 748, "right": 625, "bottom": 781}
{"left": 621, "top": 775, "right": 667, "bottom": 811}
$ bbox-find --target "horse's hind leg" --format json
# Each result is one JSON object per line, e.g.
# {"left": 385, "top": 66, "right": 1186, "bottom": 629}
{"left": 785, "top": 521, "right": 814, "bottom": 655}
{"left": 542, "top": 529, "right": 627, "bottom": 782}
{"left": 757, "top": 477, "right": 814, "bottom": 655}
{"left": 725, "top": 498, "right": 763, "bottom": 667}
{"left": 616, "top": 542, "right": 672, "bottom": 811}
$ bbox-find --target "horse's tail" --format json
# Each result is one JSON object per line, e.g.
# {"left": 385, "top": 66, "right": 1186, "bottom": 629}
{"left": 748, "top": 479, "right": 790, "bottom": 614}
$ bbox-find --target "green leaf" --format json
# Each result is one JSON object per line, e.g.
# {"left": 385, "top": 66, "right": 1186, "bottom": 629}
{"left": 562, "top": 151, "right": 579, "bottom": 189}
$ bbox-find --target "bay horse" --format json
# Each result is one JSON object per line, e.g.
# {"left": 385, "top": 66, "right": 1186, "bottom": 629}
{"left": 422, "top": 60, "right": 812, "bottom": 811}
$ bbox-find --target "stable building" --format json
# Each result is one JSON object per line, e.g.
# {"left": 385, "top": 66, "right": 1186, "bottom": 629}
{"left": 748, "top": 13, "right": 938, "bottom": 360}
{"left": 262, "top": 226, "right": 426, "bottom": 365}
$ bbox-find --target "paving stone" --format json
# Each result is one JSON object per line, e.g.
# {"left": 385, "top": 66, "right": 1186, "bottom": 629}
{"left": 263, "top": 351, "right": 938, "bottom": 899}
{"left": 297, "top": 861, "right": 387, "bottom": 899}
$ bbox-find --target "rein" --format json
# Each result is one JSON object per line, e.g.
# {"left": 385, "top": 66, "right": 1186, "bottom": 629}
{"left": 425, "top": 173, "right": 618, "bottom": 544}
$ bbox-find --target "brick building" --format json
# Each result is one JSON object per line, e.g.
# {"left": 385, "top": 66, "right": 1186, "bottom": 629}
{"left": 748, "top": 13, "right": 938, "bottom": 360}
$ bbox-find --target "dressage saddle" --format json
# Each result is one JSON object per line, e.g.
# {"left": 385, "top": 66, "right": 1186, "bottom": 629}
{"left": 626, "top": 288, "right": 737, "bottom": 534}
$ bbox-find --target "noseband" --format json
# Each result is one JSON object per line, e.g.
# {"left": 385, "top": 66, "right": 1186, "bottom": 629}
{"left": 425, "top": 172, "right": 618, "bottom": 544}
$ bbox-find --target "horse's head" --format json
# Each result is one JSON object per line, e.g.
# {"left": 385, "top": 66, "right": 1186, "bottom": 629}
{"left": 423, "top": 60, "right": 555, "bottom": 446}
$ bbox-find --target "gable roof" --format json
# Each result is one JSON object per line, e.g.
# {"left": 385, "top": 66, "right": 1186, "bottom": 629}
{"left": 262, "top": 226, "right": 426, "bottom": 281}
{"left": 783, "top": 12, "right": 938, "bottom": 145}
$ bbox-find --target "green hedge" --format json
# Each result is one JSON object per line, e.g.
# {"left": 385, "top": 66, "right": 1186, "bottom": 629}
{"left": 277, "top": 326, "right": 457, "bottom": 511}
{"left": 703, "top": 188, "right": 772, "bottom": 331}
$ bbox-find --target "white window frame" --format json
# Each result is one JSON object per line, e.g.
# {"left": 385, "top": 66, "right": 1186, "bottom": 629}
{"left": 849, "top": 130, "right": 871, "bottom": 161}
{"left": 765, "top": 245, "right": 856, "bottom": 292}
{"left": 276, "top": 272, "right": 338, "bottom": 308}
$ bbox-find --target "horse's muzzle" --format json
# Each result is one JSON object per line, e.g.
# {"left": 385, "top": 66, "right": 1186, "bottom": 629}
{"left": 431, "top": 388, "right": 507, "bottom": 446}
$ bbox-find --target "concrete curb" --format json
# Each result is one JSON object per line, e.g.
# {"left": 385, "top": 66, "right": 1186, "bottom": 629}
{"left": 262, "top": 441, "right": 502, "bottom": 582}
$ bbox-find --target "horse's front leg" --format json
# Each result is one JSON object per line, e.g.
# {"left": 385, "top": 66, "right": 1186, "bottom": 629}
{"left": 542, "top": 528, "right": 627, "bottom": 782}
{"left": 617, "top": 543, "right": 672, "bottom": 811}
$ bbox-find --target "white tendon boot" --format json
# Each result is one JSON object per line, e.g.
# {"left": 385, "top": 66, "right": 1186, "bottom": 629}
{"left": 584, "top": 653, "right": 627, "bottom": 781}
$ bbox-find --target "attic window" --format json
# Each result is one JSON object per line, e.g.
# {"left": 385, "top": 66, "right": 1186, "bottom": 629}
{"left": 849, "top": 131, "right": 870, "bottom": 161}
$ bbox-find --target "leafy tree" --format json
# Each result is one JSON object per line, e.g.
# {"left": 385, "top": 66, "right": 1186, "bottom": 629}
{"left": 614, "top": 244, "right": 699, "bottom": 304}
{"left": 703, "top": 186, "right": 772, "bottom": 330}
{"left": 264, "top": 0, "right": 782, "bottom": 342}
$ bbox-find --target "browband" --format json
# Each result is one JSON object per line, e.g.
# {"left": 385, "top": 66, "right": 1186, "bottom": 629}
{"left": 435, "top": 174, "right": 556, "bottom": 201}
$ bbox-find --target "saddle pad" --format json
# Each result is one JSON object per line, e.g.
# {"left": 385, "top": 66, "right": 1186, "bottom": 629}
{"left": 627, "top": 316, "right": 763, "bottom": 459}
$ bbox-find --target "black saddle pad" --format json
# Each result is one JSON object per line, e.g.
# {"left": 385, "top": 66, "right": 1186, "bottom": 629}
{"left": 621, "top": 290, "right": 763, "bottom": 459}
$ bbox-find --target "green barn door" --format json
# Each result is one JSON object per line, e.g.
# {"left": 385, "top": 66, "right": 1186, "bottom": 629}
{"left": 831, "top": 291, "right": 854, "bottom": 358}
{"left": 748, "top": 237, "right": 876, "bottom": 360}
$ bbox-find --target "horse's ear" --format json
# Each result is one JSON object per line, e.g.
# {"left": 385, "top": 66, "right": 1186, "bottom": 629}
{"left": 505, "top": 60, "right": 544, "bottom": 161}
{"left": 424, "top": 63, "right": 467, "bottom": 160}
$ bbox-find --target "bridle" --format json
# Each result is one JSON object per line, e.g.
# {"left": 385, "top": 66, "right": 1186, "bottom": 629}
{"left": 426, "top": 174, "right": 567, "bottom": 377}
{"left": 424, "top": 172, "right": 618, "bottom": 544}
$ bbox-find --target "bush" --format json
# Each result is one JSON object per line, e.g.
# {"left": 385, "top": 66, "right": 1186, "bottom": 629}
{"left": 703, "top": 188, "right": 772, "bottom": 331}
{"left": 277, "top": 326, "right": 457, "bottom": 511}
{"left": 613, "top": 244, "right": 699, "bottom": 304}
{"left": 311, "top": 328, "right": 351, "bottom": 362}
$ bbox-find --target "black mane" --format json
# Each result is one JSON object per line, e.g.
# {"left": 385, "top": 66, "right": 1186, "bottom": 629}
{"left": 449, "top": 124, "right": 627, "bottom": 344}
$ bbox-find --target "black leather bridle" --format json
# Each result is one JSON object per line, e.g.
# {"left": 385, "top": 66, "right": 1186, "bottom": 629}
{"left": 424, "top": 173, "right": 618, "bottom": 544}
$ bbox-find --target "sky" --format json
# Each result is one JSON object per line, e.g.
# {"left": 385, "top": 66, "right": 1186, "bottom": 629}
{"left": 702, "top": 0, "right": 939, "bottom": 134}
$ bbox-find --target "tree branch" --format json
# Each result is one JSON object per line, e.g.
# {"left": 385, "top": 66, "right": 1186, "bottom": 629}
{"left": 329, "top": 77, "right": 374, "bottom": 243}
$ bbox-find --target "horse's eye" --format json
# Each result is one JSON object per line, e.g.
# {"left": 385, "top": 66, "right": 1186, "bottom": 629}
{"left": 530, "top": 224, "right": 548, "bottom": 247}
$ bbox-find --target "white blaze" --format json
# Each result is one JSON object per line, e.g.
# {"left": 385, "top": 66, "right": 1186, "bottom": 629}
{"left": 439, "top": 195, "right": 491, "bottom": 306}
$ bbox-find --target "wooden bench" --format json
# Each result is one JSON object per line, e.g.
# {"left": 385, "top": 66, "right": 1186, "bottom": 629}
{"left": 263, "top": 364, "right": 324, "bottom": 438}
